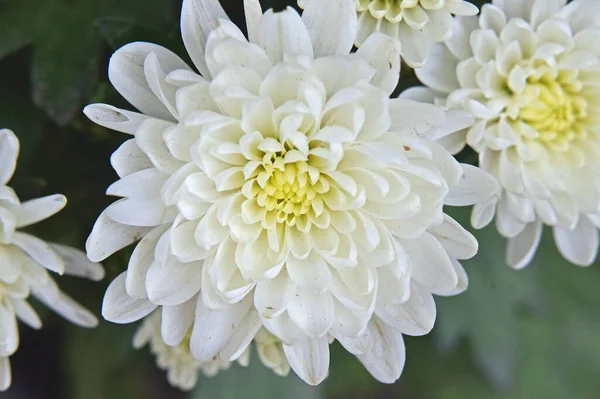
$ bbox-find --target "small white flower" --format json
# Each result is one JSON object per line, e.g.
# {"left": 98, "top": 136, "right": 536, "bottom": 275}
{"left": 255, "top": 327, "right": 290, "bottom": 377}
{"left": 133, "top": 310, "right": 247, "bottom": 390}
{"left": 86, "top": 0, "right": 497, "bottom": 386}
{"left": 300, "top": 0, "right": 478, "bottom": 67}
{"left": 0, "top": 129, "right": 104, "bottom": 391}
{"left": 412, "top": 0, "right": 600, "bottom": 268}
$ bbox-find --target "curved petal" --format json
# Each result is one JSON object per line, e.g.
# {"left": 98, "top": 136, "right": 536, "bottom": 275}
{"left": 15, "top": 194, "right": 67, "bottom": 228}
{"left": 256, "top": 8, "right": 313, "bottom": 64}
{"left": 507, "top": 220, "right": 543, "bottom": 269}
{"left": 445, "top": 164, "right": 500, "bottom": 206}
{"left": 146, "top": 256, "right": 203, "bottom": 306}
{"left": 302, "top": 0, "right": 357, "bottom": 58}
{"left": 161, "top": 297, "right": 196, "bottom": 346}
{"left": 375, "top": 282, "right": 436, "bottom": 336}
{"left": 12, "top": 232, "right": 65, "bottom": 275}
{"left": 0, "top": 129, "right": 19, "bottom": 185}
{"left": 49, "top": 243, "right": 105, "bottom": 281}
{"left": 181, "top": 0, "right": 228, "bottom": 78}
{"left": 83, "top": 104, "right": 150, "bottom": 135}
{"left": 108, "top": 42, "right": 189, "bottom": 120}
{"left": 356, "top": 318, "right": 405, "bottom": 384}
{"left": 102, "top": 272, "right": 157, "bottom": 324}
{"left": 283, "top": 336, "right": 330, "bottom": 386}
{"left": 554, "top": 216, "right": 599, "bottom": 267}
{"left": 355, "top": 32, "right": 401, "bottom": 95}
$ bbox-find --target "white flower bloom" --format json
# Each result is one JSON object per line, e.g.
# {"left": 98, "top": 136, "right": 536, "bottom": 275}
{"left": 412, "top": 0, "right": 600, "bottom": 268}
{"left": 301, "top": 0, "right": 478, "bottom": 67}
{"left": 0, "top": 129, "right": 104, "bottom": 391}
{"left": 86, "top": 0, "right": 497, "bottom": 385}
{"left": 133, "top": 310, "right": 247, "bottom": 391}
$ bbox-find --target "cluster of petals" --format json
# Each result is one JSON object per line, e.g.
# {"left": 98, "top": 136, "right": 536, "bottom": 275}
{"left": 301, "top": 0, "right": 479, "bottom": 67}
{"left": 0, "top": 129, "right": 104, "bottom": 391}
{"left": 412, "top": 0, "right": 600, "bottom": 268}
{"left": 86, "top": 0, "right": 497, "bottom": 386}
{"left": 134, "top": 310, "right": 289, "bottom": 390}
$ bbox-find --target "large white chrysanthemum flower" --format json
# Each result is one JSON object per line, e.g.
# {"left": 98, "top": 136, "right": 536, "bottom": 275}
{"left": 85, "top": 0, "right": 497, "bottom": 385}
{"left": 133, "top": 310, "right": 247, "bottom": 390}
{"left": 0, "top": 129, "right": 104, "bottom": 391}
{"left": 412, "top": 0, "right": 600, "bottom": 268}
{"left": 298, "top": 0, "right": 479, "bottom": 67}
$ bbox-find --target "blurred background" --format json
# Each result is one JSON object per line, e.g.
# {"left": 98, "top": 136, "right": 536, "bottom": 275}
{"left": 1, "top": 0, "right": 599, "bottom": 398}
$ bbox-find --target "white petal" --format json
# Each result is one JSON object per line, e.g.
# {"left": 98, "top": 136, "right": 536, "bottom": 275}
{"left": 49, "top": 243, "right": 105, "bottom": 281}
{"left": 288, "top": 288, "right": 334, "bottom": 338}
{"left": 86, "top": 209, "right": 152, "bottom": 262}
{"left": 219, "top": 309, "right": 262, "bottom": 361}
{"left": 375, "top": 282, "right": 436, "bottom": 336}
{"left": 402, "top": 232, "right": 458, "bottom": 293}
{"left": 302, "top": 0, "right": 357, "bottom": 58}
{"left": 10, "top": 298, "right": 41, "bottom": 330}
{"left": 0, "top": 129, "right": 19, "bottom": 185}
{"left": 106, "top": 168, "right": 167, "bottom": 199}
{"left": 0, "top": 356, "right": 11, "bottom": 392}
{"left": 181, "top": 0, "right": 228, "bottom": 78}
{"left": 554, "top": 217, "right": 599, "bottom": 267}
{"left": 15, "top": 194, "right": 66, "bottom": 228}
{"left": 83, "top": 104, "right": 150, "bottom": 135}
{"left": 106, "top": 197, "right": 176, "bottom": 227}
{"left": 33, "top": 289, "right": 98, "bottom": 328}
{"left": 12, "top": 232, "right": 65, "bottom": 274}
{"left": 0, "top": 304, "right": 18, "bottom": 357}
{"left": 146, "top": 256, "right": 203, "bottom": 306}
{"left": 244, "top": 0, "right": 262, "bottom": 43}
{"left": 445, "top": 164, "right": 499, "bottom": 206}
{"left": 256, "top": 8, "right": 313, "bottom": 64}
{"left": 415, "top": 43, "right": 460, "bottom": 92}
{"left": 110, "top": 139, "right": 154, "bottom": 179}
{"left": 355, "top": 32, "right": 401, "bottom": 95}
{"left": 356, "top": 318, "right": 405, "bottom": 384}
{"left": 283, "top": 336, "right": 330, "bottom": 386}
{"left": 429, "top": 214, "right": 478, "bottom": 260}
{"left": 126, "top": 225, "right": 169, "bottom": 298}
{"left": 102, "top": 273, "right": 157, "bottom": 324}
{"left": 190, "top": 297, "right": 252, "bottom": 361}
{"left": 108, "top": 42, "right": 188, "bottom": 120}
{"left": 254, "top": 270, "right": 296, "bottom": 318}
{"left": 286, "top": 252, "right": 332, "bottom": 291}
{"left": 161, "top": 297, "right": 196, "bottom": 346}
{"left": 507, "top": 221, "right": 543, "bottom": 270}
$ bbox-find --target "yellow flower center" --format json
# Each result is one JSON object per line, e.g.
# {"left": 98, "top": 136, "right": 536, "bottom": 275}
{"left": 244, "top": 149, "right": 329, "bottom": 229}
{"left": 518, "top": 69, "right": 588, "bottom": 151}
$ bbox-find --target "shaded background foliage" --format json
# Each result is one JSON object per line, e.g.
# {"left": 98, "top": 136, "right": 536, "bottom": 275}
{"left": 0, "top": 0, "right": 599, "bottom": 398}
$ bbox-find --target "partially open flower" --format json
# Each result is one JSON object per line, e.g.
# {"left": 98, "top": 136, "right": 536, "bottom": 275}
{"left": 133, "top": 310, "right": 247, "bottom": 390}
{"left": 412, "top": 0, "right": 600, "bottom": 268}
{"left": 0, "top": 129, "right": 104, "bottom": 391}
{"left": 87, "top": 0, "right": 497, "bottom": 386}
{"left": 299, "top": 0, "right": 479, "bottom": 67}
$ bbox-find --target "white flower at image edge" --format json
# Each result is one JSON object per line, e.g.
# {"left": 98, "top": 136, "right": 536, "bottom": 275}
{"left": 0, "top": 129, "right": 104, "bottom": 391}
{"left": 85, "top": 0, "right": 498, "bottom": 386}
{"left": 411, "top": 0, "right": 600, "bottom": 268}
{"left": 298, "top": 0, "right": 479, "bottom": 67}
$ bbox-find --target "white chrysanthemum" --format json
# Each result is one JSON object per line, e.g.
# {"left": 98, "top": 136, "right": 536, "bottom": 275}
{"left": 85, "top": 0, "right": 497, "bottom": 385}
{"left": 301, "top": 0, "right": 478, "bottom": 67}
{"left": 133, "top": 310, "right": 247, "bottom": 390}
{"left": 412, "top": 0, "right": 600, "bottom": 268}
{"left": 0, "top": 129, "right": 104, "bottom": 391}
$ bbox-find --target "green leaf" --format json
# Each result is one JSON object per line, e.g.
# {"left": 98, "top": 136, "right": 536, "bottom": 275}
{"left": 0, "top": 0, "right": 175, "bottom": 125}
{"left": 192, "top": 352, "right": 325, "bottom": 399}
